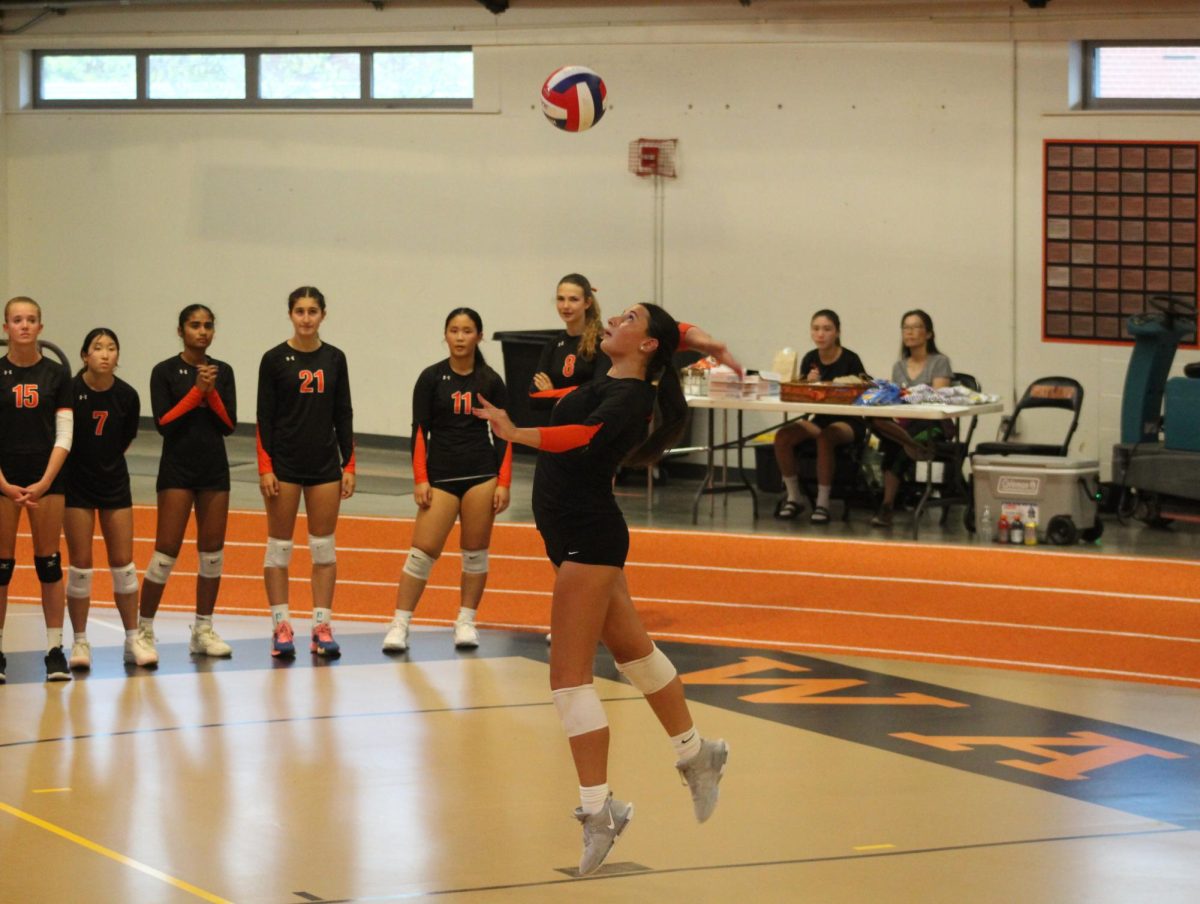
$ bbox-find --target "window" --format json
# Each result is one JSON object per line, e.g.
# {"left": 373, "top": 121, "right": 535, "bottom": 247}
{"left": 34, "top": 47, "right": 473, "bottom": 108}
{"left": 1084, "top": 42, "right": 1200, "bottom": 111}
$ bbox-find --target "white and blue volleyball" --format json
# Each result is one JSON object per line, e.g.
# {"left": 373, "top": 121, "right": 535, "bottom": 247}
{"left": 540, "top": 66, "right": 608, "bottom": 132}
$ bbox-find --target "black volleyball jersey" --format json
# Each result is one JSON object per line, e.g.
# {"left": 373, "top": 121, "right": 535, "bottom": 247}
{"left": 256, "top": 342, "right": 355, "bottom": 477}
{"left": 0, "top": 354, "right": 72, "bottom": 456}
{"left": 411, "top": 359, "right": 512, "bottom": 487}
{"left": 65, "top": 374, "right": 140, "bottom": 492}
{"left": 150, "top": 355, "right": 236, "bottom": 483}
{"left": 531, "top": 374, "right": 654, "bottom": 518}
{"left": 529, "top": 332, "right": 611, "bottom": 409}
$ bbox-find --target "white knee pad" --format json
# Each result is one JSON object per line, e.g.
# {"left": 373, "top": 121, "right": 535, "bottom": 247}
{"left": 144, "top": 551, "right": 177, "bottom": 585}
{"left": 110, "top": 562, "right": 139, "bottom": 595}
{"left": 616, "top": 645, "right": 677, "bottom": 696}
{"left": 264, "top": 537, "right": 294, "bottom": 569}
{"left": 552, "top": 684, "right": 609, "bottom": 738}
{"left": 308, "top": 534, "right": 336, "bottom": 566}
{"left": 197, "top": 549, "right": 224, "bottom": 579}
{"left": 460, "top": 548, "right": 489, "bottom": 575}
{"left": 402, "top": 547, "right": 436, "bottom": 581}
{"left": 66, "top": 566, "right": 93, "bottom": 600}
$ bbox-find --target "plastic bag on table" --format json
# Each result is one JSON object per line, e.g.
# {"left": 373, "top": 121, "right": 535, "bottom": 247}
{"left": 854, "top": 379, "right": 905, "bottom": 406}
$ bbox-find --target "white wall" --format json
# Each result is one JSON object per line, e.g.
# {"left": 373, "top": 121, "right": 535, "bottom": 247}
{"left": 1, "top": 1, "right": 1197, "bottom": 470}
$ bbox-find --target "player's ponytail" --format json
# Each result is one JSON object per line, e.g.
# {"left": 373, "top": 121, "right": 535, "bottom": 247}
{"left": 625, "top": 303, "right": 688, "bottom": 468}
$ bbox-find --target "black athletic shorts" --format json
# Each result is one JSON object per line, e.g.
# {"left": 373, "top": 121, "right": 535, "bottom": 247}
{"left": 536, "top": 508, "right": 630, "bottom": 569}
{"left": 275, "top": 469, "right": 343, "bottom": 488}
{"left": 1, "top": 451, "right": 66, "bottom": 496}
{"left": 431, "top": 474, "right": 496, "bottom": 499}
{"left": 66, "top": 478, "right": 132, "bottom": 511}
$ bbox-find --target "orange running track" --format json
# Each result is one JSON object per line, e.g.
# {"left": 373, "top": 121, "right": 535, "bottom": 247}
{"left": 9, "top": 505, "right": 1200, "bottom": 687}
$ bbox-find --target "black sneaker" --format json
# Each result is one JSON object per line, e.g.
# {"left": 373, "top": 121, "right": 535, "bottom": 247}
{"left": 45, "top": 646, "right": 71, "bottom": 682}
{"left": 0, "top": 651, "right": 6, "bottom": 684}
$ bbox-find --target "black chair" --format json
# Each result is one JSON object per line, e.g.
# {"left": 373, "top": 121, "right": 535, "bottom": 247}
{"left": 973, "top": 375, "right": 1084, "bottom": 457}
{"left": 794, "top": 432, "right": 879, "bottom": 520}
{"left": 900, "top": 372, "right": 980, "bottom": 525}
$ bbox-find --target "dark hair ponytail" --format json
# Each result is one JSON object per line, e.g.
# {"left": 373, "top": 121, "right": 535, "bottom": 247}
{"left": 77, "top": 327, "right": 120, "bottom": 376}
{"left": 444, "top": 306, "right": 497, "bottom": 389}
{"left": 625, "top": 303, "right": 688, "bottom": 468}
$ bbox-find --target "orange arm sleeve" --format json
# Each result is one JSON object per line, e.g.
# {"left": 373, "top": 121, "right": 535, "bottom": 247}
{"left": 677, "top": 322, "right": 695, "bottom": 351}
{"left": 530, "top": 386, "right": 579, "bottom": 400}
{"left": 158, "top": 386, "right": 204, "bottom": 427}
{"left": 206, "top": 389, "right": 234, "bottom": 431}
{"left": 497, "top": 440, "right": 513, "bottom": 488}
{"left": 412, "top": 430, "right": 429, "bottom": 484}
{"left": 536, "top": 423, "right": 602, "bottom": 453}
{"left": 343, "top": 442, "right": 356, "bottom": 474}
{"left": 256, "top": 425, "right": 273, "bottom": 475}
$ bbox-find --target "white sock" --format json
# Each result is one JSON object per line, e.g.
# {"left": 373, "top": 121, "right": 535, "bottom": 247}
{"left": 124, "top": 629, "right": 137, "bottom": 641}
{"left": 579, "top": 783, "right": 610, "bottom": 816}
{"left": 138, "top": 616, "right": 154, "bottom": 631}
{"left": 313, "top": 607, "right": 332, "bottom": 626}
{"left": 194, "top": 613, "right": 213, "bottom": 628}
{"left": 782, "top": 475, "right": 802, "bottom": 503}
{"left": 392, "top": 609, "right": 413, "bottom": 627}
{"left": 270, "top": 605, "right": 290, "bottom": 626}
{"left": 73, "top": 631, "right": 88, "bottom": 645}
{"left": 816, "top": 485, "right": 832, "bottom": 509}
{"left": 47, "top": 627, "right": 63, "bottom": 651}
{"left": 456, "top": 606, "right": 476, "bottom": 624}
{"left": 671, "top": 727, "right": 703, "bottom": 764}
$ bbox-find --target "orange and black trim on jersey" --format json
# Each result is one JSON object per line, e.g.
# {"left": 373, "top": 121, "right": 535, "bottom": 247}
{"left": 342, "top": 442, "right": 357, "bottom": 474}
{"left": 530, "top": 386, "right": 578, "bottom": 400}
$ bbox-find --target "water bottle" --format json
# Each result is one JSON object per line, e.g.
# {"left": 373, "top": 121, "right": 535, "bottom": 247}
{"left": 998, "top": 513, "right": 1009, "bottom": 544}
{"left": 978, "top": 505, "right": 993, "bottom": 543}
{"left": 1010, "top": 516, "right": 1024, "bottom": 545}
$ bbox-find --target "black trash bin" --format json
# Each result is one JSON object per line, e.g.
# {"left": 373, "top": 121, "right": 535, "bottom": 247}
{"left": 492, "top": 330, "right": 561, "bottom": 445}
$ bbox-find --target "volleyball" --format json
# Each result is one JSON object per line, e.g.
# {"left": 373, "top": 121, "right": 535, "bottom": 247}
{"left": 540, "top": 66, "right": 608, "bottom": 132}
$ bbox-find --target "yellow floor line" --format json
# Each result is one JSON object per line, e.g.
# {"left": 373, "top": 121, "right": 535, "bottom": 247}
{"left": 0, "top": 801, "right": 233, "bottom": 903}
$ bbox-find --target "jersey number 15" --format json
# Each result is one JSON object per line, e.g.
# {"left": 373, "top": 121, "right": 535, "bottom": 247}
{"left": 10, "top": 385, "right": 38, "bottom": 408}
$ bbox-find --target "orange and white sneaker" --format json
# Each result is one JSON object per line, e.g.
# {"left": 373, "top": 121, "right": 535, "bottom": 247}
{"left": 310, "top": 622, "right": 340, "bottom": 658}
{"left": 271, "top": 620, "right": 296, "bottom": 659}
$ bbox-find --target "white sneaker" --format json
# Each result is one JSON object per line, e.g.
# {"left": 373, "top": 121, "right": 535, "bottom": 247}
{"left": 190, "top": 623, "right": 233, "bottom": 657}
{"left": 125, "top": 625, "right": 158, "bottom": 667}
{"left": 453, "top": 619, "right": 479, "bottom": 649}
{"left": 574, "top": 794, "right": 634, "bottom": 876}
{"left": 677, "top": 738, "right": 729, "bottom": 823}
{"left": 69, "top": 639, "right": 92, "bottom": 670}
{"left": 382, "top": 620, "right": 410, "bottom": 653}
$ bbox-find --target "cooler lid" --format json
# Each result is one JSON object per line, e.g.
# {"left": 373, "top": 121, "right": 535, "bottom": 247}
{"left": 972, "top": 453, "right": 1099, "bottom": 470}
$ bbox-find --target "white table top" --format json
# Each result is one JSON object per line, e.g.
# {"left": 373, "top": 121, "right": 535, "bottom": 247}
{"left": 685, "top": 394, "right": 1004, "bottom": 420}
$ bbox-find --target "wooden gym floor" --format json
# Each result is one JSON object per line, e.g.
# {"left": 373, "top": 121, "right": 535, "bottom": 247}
{"left": 0, "top": 434, "right": 1197, "bottom": 902}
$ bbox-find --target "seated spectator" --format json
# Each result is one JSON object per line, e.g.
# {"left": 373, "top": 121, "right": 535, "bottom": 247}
{"left": 869, "top": 309, "right": 953, "bottom": 527}
{"left": 773, "top": 309, "right": 867, "bottom": 524}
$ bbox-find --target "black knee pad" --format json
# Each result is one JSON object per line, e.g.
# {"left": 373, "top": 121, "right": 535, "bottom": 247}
{"left": 0, "top": 558, "right": 13, "bottom": 587}
{"left": 34, "top": 552, "right": 63, "bottom": 584}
